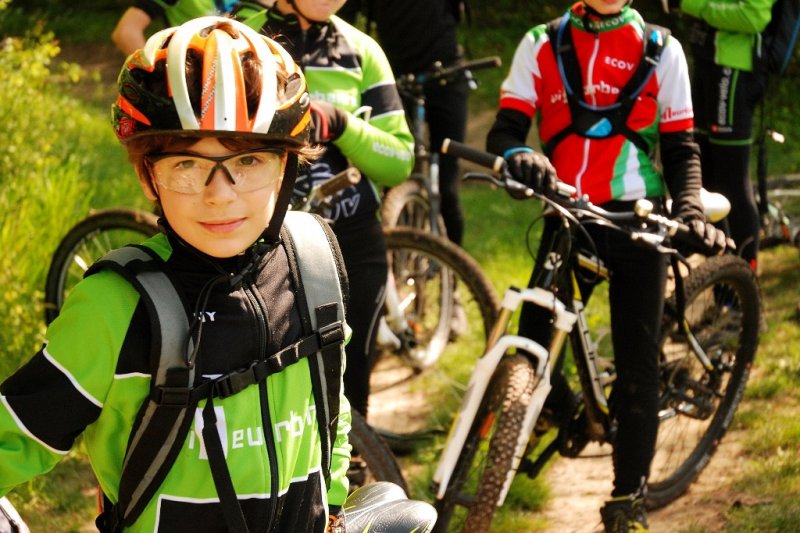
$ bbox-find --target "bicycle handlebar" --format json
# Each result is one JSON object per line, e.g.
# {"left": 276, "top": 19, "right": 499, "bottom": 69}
{"left": 440, "top": 138, "right": 703, "bottom": 251}
{"left": 291, "top": 167, "right": 362, "bottom": 215}
{"left": 316, "top": 167, "right": 361, "bottom": 200}
{"left": 396, "top": 56, "right": 502, "bottom": 91}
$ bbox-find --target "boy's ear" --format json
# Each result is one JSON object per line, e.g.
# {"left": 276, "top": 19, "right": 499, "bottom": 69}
{"left": 136, "top": 170, "right": 159, "bottom": 201}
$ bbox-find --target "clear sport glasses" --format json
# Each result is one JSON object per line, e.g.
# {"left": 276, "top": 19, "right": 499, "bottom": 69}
{"left": 146, "top": 149, "right": 286, "bottom": 194}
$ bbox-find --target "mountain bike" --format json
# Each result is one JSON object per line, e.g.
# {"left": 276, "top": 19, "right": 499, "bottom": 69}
{"left": 427, "top": 140, "right": 761, "bottom": 532}
{"left": 381, "top": 56, "right": 501, "bottom": 236}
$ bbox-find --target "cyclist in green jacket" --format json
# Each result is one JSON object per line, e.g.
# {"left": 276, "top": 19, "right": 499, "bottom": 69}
{"left": 671, "top": 0, "right": 775, "bottom": 270}
{"left": 0, "top": 17, "right": 351, "bottom": 532}
{"left": 235, "top": 0, "right": 415, "bottom": 423}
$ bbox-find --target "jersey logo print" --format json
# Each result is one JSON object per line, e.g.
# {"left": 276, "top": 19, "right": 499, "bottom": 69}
{"left": 604, "top": 56, "right": 636, "bottom": 71}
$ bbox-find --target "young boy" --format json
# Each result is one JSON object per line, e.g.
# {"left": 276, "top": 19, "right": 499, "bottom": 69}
{"left": 486, "top": 0, "right": 726, "bottom": 531}
{"left": 0, "top": 17, "right": 350, "bottom": 532}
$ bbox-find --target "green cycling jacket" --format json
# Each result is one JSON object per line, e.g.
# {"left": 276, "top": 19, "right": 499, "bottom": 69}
{"left": 681, "top": 0, "right": 776, "bottom": 71}
{"left": 0, "top": 232, "right": 351, "bottom": 532}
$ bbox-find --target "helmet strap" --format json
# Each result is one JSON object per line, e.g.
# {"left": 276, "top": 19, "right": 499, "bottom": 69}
{"left": 264, "top": 152, "right": 299, "bottom": 242}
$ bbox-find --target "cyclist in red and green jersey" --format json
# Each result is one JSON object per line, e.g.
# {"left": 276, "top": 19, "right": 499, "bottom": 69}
{"left": 487, "top": 1, "right": 726, "bottom": 531}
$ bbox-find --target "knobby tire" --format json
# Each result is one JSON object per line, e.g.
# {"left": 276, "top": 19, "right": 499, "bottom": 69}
{"left": 647, "top": 254, "right": 760, "bottom": 508}
{"left": 433, "top": 354, "right": 537, "bottom": 533}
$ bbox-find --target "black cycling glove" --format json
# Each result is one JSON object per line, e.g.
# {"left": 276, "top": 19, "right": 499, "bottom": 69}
{"left": 504, "top": 147, "right": 557, "bottom": 194}
{"left": 310, "top": 100, "right": 348, "bottom": 143}
{"left": 684, "top": 218, "right": 729, "bottom": 255}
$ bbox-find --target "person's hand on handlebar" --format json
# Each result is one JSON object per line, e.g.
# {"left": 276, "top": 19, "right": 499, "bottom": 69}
{"left": 503, "top": 147, "right": 557, "bottom": 195}
{"left": 684, "top": 217, "right": 729, "bottom": 255}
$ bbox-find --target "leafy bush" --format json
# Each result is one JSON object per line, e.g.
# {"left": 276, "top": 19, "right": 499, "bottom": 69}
{"left": 0, "top": 18, "right": 132, "bottom": 376}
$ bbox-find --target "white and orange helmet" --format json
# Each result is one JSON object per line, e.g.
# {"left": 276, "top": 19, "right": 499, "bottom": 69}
{"left": 112, "top": 16, "right": 310, "bottom": 145}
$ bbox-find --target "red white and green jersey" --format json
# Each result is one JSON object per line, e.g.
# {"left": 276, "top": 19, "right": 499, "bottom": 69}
{"left": 499, "top": 3, "right": 695, "bottom": 204}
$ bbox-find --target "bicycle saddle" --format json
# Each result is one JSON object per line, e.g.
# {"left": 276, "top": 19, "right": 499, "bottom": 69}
{"left": 343, "top": 482, "right": 437, "bottom": 533}
{"left": 665, "top": 187, "right": 731, "bottom": 223}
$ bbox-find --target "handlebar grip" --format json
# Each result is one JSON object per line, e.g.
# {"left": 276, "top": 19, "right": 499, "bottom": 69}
{"left": 316, "top": 168, "right": 362, "bottom": 199}
{"left": 461, "top": 56, "right": 502, "bottom": 72}
{"left": 437, "top": 56, "right": 502, "bottom": 81}
{"left": 441, "top": 139, "right": 505, "bottom": 173}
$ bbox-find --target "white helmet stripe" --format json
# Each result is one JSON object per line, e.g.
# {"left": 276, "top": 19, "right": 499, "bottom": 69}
{"left": 213, "top": 30, "right": 238, "bottom": 131}
{"left": 140, "top": 27, "right": 176, "bottom": 68}
{"left": 239, "top": 26, "right": 278, "bottom": 133}
{"left": 166, "top": 16, "right": 225, "bottom": 130}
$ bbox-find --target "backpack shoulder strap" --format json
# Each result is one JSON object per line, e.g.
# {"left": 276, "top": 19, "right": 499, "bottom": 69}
{"left": 281, "top": 211, "right": 348, "bottom": 489}
{"left": 544, "top": 17, "right": 668, "bottom": 156}
{"left": 619, "top": 23, "right": 670, "bottom": 103}
{"left": 88, "top": 245, "right": 198, "bottom": 532}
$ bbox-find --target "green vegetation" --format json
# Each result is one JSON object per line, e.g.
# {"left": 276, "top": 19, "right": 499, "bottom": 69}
{"left": 0, "top": 3, "right": 799, "bottom": 532}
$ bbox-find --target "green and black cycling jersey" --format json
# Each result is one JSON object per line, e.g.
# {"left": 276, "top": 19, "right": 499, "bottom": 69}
{"left": 0, "top": 226, "right": 351, "bottom": 532}
{"left": 239, "top": 8, "right": 415, "bottom": 225}
{"left": 681, "top": 0, "right": 776, "bottom": 71}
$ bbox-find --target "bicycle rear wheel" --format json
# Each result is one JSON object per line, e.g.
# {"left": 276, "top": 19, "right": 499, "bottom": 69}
{"left": 369, "top": 228, "right": 499, "bottom": 450}
{"left": 382, "top": 177, "right": 446, "bottom": 234}
{"left": 647, "top": 254, "right": 760, "bottom": 508}
{"left": 348, "top": 410, "right": 407, "bottom": 493}
{"left": 44, "top": 208, "right": 159, "bottom": 324}
{"left": 433, "top": 354, "right": 537, "bottom": 533}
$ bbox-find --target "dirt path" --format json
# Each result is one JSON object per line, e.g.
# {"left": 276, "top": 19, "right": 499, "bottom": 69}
{"left": 538, "top": 430, "right": 748, "bottom": 532}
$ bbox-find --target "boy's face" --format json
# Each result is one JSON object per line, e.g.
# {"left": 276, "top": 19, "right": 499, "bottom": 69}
{"left": 139, "top": 137, "right": 286, "bottom": 258}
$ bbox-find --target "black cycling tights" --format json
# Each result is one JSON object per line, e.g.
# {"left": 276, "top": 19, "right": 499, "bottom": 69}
{"left": 423, "top": 77, "right": 469, "bottom": 245}
{"left": 692, "top": 61, "right": 764, "bottom": 268}
{"left": 519, "top": 216, "right": 666, "bottom": 497}
{"left": 333, "top": 216, "right": 388, "bottom": 418}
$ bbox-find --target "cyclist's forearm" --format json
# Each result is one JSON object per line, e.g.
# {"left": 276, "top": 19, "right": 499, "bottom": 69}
{"left": 680, "top": 0, "right": 774, "bottom": 34}
{"left": 334, "top": 116, "right": 414, "bottom": 186}
{"left": 661, "top": 131, "right": 704, "bottom": 220}
{"left": 486, "top": 108, "right": 534, "bottom": 156}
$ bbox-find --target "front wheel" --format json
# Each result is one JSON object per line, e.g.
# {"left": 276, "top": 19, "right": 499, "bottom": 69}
{"left": 647, "top": 254, "right": 760, "bottom": 508}
{"left": 369, "top": 228, "right": 499, "bottom": 450}
{"left": 44, "top": 208, "right": 160, "bottom": 324}
{"left": 433, "top": 355, "right": 537, "bottom": 533}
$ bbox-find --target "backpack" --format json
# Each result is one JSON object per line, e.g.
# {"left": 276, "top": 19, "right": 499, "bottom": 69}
{"left": 544, "top": 14, "right": 670, "bottom": 156}
{"left": 90, "top": 211, "right": 348, "bottom": 533}
{"left": 759, "top": 0, "right": 800, "bottom": 75}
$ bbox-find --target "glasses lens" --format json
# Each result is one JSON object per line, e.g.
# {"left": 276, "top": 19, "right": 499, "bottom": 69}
{"left": 150, "top": 150, "right": 285, "bottom": 194}
{"left": 225, "top": 151, "right": 285, "bottom": 192}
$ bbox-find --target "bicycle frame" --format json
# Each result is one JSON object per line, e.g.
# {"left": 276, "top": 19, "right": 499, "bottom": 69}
{"left": 402, "top": 75, "right": 443, "bottom": 236}
{"left": 432, "top": 286, "right": 577, "bottom": 501}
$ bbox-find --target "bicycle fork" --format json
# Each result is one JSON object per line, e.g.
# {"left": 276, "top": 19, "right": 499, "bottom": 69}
{"left": 431, "top": 286, "right": 577, "bottom": 503}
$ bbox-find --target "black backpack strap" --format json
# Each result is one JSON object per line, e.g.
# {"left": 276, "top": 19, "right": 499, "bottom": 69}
{"left": 88, "top": 246, "right": 198, "bottom": 532}
{"left": 281, "top": 212, "right": 347, "bottom": 489}
{"left": 545, "top": 16, "right": 668, "bottom": 156}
